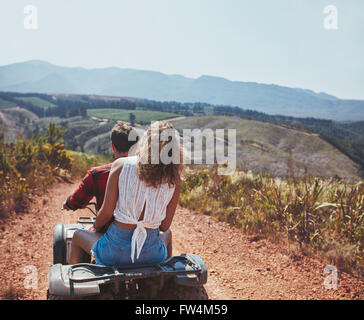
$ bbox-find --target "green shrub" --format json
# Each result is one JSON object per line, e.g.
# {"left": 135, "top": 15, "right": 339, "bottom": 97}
{"left": 0, "top": 123, "right": 108, "bottom": 218}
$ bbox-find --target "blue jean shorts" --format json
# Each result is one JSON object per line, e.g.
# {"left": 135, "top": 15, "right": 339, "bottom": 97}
{"left": 91, "top": 223, "right": 167, "bottom": 266}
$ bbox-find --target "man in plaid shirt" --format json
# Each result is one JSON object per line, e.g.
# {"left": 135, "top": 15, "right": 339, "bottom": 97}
{"left": 63, "top": 121, "right": 139, "bottom": 214}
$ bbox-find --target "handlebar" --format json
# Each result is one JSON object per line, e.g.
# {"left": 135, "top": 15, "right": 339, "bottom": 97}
{"left": 82, "top": 202, "right": 98, "bottom": 216}
{"left": 62, "top": 201, "right": 98, "bottom": 217}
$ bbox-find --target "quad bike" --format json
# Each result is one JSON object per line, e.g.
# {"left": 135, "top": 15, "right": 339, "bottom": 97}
{"left": 47, "top": 202, "right": 208, "bottom": 300}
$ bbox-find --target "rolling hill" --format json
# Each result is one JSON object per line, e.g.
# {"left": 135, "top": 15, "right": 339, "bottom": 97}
{"left": 1, "top": 60, "right": 364, "bottom": 121}
{"left": 0, "top": 86, "right": 362, "bottom": 181}
{"left": 171, "top": 116, "right": 361, "bottom": 181}
{"left": 0, "top": 103, "right": 361, "bottom": 181}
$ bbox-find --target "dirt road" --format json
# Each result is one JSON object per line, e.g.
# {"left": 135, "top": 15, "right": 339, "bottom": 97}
{"left": 0, "top": 181, "right": 363, "bottom": 300}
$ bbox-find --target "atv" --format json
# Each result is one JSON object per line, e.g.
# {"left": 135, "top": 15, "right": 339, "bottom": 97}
{"left": 47, "top": 202, "right": 208, "bottom": 300}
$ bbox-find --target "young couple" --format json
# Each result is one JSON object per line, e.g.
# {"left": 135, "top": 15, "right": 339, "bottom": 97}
{"left": 63, "top": 121, "right": 182, "bottom": 266}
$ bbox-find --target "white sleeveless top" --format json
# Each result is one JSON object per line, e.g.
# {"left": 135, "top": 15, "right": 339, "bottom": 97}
{"left": 113, "top": 156, "right": 175, "bottom": 263}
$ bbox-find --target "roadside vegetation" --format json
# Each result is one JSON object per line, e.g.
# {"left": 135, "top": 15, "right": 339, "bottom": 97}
{"left": 0, "top": 123, "right": 109, "bottom": 218}
{"left": 180, "top": 165, "right": 364, "bottom": 276}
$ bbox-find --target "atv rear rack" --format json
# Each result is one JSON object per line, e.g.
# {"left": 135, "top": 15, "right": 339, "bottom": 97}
{"left": 48, "top": 254, "right": 207, "bottom": 297}
{"left": 68, "top": 256, "right": 202, "bottom": 284}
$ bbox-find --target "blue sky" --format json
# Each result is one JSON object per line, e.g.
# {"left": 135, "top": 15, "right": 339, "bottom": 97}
{"left": 0, "top": 0, "right": 363, "bottom": 99}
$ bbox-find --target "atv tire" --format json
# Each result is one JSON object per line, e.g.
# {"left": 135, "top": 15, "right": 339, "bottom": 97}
{"left": 47, "top": 290, "right": 85, "bottom": 300}
{"left": 53, "top": 224, "right": 67, "bottom": 265}
{"left": 47, "top": 294, "right": 66, "bottom": 300}
{"left": 47, "top": 294, "right": 85, "bottom": 300}
{"left": 47, "top": 289, "right": 66, "bottom": 300}
{"left": 161, "top": 280, "right": 208, "bottom": 300}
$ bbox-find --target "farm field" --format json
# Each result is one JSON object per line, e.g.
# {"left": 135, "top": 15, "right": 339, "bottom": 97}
{"left": 15, "top": 97, "right": 56, "bottom": 109}
{"left": 0, "top": 98, "right": 17, "bottom": 109}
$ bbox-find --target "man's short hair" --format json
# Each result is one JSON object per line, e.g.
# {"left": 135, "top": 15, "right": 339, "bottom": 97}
{"left": 111, "top": 121, "right": 138, "bottom": 153}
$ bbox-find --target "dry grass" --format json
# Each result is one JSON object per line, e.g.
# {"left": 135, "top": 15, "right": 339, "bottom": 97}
{"left": 180, "top": 165, "right": 364, "bottom": 276}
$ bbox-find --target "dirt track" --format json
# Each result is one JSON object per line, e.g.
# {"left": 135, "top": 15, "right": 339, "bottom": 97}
{"left": 0, "top": 181, "right": 363, "bottom": 300}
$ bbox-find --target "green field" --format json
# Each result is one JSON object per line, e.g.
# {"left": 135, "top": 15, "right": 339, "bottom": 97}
{"left": 15, "top": 97, "right": 56, "bottom": 109}
{"left": 87, "top": 108, "right": 179, "bottom": 124}
{"left": 0, "top": 98, "right": 18, "bottom": 109}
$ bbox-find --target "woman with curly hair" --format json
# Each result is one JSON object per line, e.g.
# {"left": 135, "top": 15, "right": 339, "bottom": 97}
{"left": 69, "top": 121, "right": 183, "bottom": 266}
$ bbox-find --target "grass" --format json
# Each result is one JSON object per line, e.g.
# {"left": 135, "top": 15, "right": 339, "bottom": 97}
{"left": 180, "top": 165, "right": 364, "bottom": 276}
{"left": 15, "top": 97, "right": 56, "bottom": 109}
{"left": 88, "top": 108, "right": 180, "bottom": 124}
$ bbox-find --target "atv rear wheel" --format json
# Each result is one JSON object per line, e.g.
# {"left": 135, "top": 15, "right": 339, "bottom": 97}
{"left": 47, "top": 289, "right": 66, "bottom": 300}
{"left": 47, "top": 295, "right": 86, "bottom": 300}
{"left": 53, "top": 224, "right": 66, "bottom": 265}
{"left": 47, "top": 294, "right": 65, "bottom": 300}
{"left": 47, "top": 290, "right": 85, "bottom": 300}
{"left": 161, "top": 280, "right": 208, "bottom": 300}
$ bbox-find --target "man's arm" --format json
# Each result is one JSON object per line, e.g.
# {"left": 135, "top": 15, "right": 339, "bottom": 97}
{"left": 63, "top": 170, "right": 95, "bottom": 210}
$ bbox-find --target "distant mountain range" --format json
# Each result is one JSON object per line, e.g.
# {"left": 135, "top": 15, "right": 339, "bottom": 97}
{"left": 0, "top": 60, "right": 363, "bottom": 121}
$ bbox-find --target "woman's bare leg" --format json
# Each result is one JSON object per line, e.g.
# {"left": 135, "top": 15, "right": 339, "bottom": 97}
{"left": 160, "top": 229, "right": 172, "bottom": 258}
{"left": 69, "top": 230, "right": 103, "bottom": 264}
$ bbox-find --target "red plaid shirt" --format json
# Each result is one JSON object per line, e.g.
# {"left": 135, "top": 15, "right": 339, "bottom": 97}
{"left": 66, "top": 163, "right": 112, "bottom": 211}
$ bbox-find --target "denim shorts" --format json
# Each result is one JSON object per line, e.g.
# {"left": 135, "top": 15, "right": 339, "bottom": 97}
{"left": 91, "top": 223, "right": 167, "bottom": 266}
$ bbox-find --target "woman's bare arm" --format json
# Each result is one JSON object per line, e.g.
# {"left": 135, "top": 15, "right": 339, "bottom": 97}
{"left": 160, "top": 179, "right": 181, "bottom": 232}
{"left": 94, "top": 159, "right": 124, "bottom": 231}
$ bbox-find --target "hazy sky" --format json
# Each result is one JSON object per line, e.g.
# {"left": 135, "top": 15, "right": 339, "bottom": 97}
{"left": 0, "top": 0, "right": 363, "bottom": 99}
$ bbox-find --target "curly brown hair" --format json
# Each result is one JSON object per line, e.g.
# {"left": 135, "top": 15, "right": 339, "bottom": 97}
{"left": 137, "top": 121, "right": 183, "bottom": 188}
